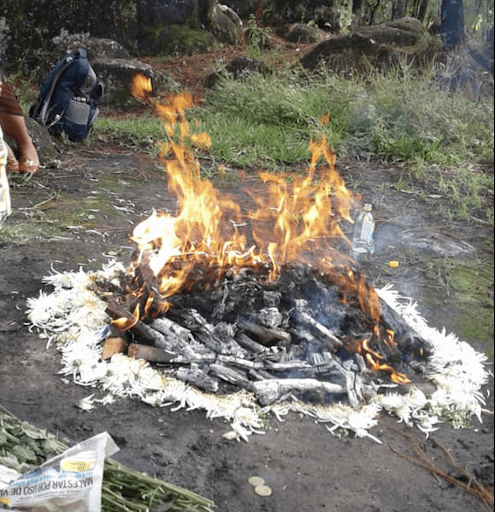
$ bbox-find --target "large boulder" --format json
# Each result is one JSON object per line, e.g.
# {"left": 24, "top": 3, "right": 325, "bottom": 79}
{"left": 221, "top": 0, "right": 262, "bottom": 19}
{"left": 261, "top": 0, "right": 354, "bottom": 34}
{"left": 92, "top": 58, "right": 180, "bottom": 108}
{"left": 134, "top": 0, "right": 241, "bottom": 55}
{"left": 0, "top": 0, "right": 242, "bottom": 73}
{"left": 299, "top": 17, "right": 442, "bottom": 73}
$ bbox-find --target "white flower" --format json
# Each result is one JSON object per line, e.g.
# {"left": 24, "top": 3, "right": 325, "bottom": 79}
{"left": 78, "top": 395, "right": 95, "bottom": 411}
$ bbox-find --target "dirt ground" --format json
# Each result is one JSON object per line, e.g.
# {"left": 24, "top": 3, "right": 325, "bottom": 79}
{"left": 1, "top": 38, "right": 494, "bottom": 512}
{"left": 0, "top": 147, "right": 493, "bottom": 512}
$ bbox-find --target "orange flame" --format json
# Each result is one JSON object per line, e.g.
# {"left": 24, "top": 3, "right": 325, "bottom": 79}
{"left": 124, "top": 81, "right": 410, "bottom": 384}
{"left": 131, "top": 74, "right": 152, "bottom": 101}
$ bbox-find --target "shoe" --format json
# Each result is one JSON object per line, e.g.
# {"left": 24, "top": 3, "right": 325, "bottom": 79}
{"left": 18, "top": 157, "right": 39, "bottom": 175}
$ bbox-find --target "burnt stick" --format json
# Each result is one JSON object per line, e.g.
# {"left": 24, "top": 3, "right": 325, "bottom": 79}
{"left": 128, "top": 343, "right": 177, "bottom": 363}
{"left": 105, "top": 299, "right": 169, "bottom": 348}
{"left": 253, "top": 379, "right": 347, "bottom": 407}
{"left": 238, "top": 319, "right": 292, "bottom": 346}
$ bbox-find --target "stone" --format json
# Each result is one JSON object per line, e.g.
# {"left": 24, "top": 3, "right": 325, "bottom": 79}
{"left": 275, "top": 24, "right": 327, "bottom": 44}
{"left": 134, "top": 0, "right": 240, "bottom": 54}
{"left": 92, "top": 58, "right": 180, "bottom": 108}
{"left": 221, "top": 0, "right": 261, "bottom": 19}
{"left": 219, "top": 4, "right": 243, "bottom": 30}
{"left": 299, "top": 17, "right": 441, "bottom": 74}
{"left": 2, "top": 0, "right": 242, "bottom": 70}
{"left": 5, "top": 118, "right": 57, "bottom": 168}
{"left": 262, "top": 0, "right": 354, "bottom": 34}
{"left": 204, "top": 57, "right": 271, "bottom": 88}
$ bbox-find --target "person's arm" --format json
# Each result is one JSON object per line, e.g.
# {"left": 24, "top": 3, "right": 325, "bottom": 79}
{"left": 0, "top": 75, "right": 40, "bottom": 174}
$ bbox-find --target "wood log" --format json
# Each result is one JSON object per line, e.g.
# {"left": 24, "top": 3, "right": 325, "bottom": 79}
{"left": 167, "top": 309, "right": 229, "bottom": 354}
{"left": 175, "top": 366, "right": 219, "bottom": 393}
{"left": 128, "top": 343, "right": 177, "bottom": 363}
{"left": 294, "top": 310, "right": 342, "bottom": 351}
{"left": 209, "top": 363, "right": 254, "bottom": 390}
{"left": 235, "top": 333, "right": 267, "bottom": 354}
{"left": 238, "top": 319, "right": 291, "bottom": 346}
{"left": 151, "top": 317, "right": 194, "bottom": 342}
{"left": 216, "top": 355, "right": 265, "bottom": 371}
{"left": 248, "top": 369, "right": 274, "bottom": 381}
{"left": 345, "top": 371, "right": 362, "bottom": 408}
{"left": 262, "top": 360, "right": 312, "bottom": 372}
{"left": 102, "top": 337, "right": 128, "bottom": 360}
{"left": 171, "top": 353, "right": 217, "bottom": 365}
{"left": 104, "top": 299, "right": 169, "bottom": 348}
{"left": 253, "top": 379, "right": 347, "bottom": 407}
{"left": 135, "top": 249, "right": 164, "bottom": 311}
{"left": 194, "top": 331, "right": 228, "bottom": 355}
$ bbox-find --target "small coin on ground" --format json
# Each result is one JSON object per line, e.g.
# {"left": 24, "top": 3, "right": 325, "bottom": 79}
{"left": 248, "top": 476, "right": 265, "bottom": 487}
{"left": 255, "top": 484, "right": 272, "bottom": 497}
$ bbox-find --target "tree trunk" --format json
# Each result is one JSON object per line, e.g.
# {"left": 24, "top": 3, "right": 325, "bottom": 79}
{"left": 439, "top": 0, "right": 466, "bottom": 48}
{"left": 392, "top": 0, "right": 408, "bottom": 20}
{"left": 416, "top": 0, "right": 429, "bottom": 21}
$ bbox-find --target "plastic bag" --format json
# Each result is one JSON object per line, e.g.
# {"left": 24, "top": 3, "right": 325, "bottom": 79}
{"left": 0, "top": 432, "right": 119, "bottom": 512}
{"left": 0, "top": 135, "right": 12, "bottom": 229}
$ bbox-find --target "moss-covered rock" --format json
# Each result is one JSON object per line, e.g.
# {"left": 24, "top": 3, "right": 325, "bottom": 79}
{"left": 262, "top": 0, "right": 354, "bottom": 34}
{"left": 299, "top": 17, "right": 442, "bottom": 74}
{"left": 136, "top": 24, "right": 221, "bottom": 56}
{"left": 0, "top": 0, "right": 241, "bottom": 73}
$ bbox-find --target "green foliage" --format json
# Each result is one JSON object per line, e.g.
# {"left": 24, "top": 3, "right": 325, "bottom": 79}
{"left": 0, "top": 408, "right": 215, "bottom": 512}
{"left": 192, "top": 65, "right": 493, "bottom": 167}
{"left": 94, "top": 61, "right": 493, "bottom": 222}
{"left": 245, "top": 15, "right": 271, "bottom": 59}
{"left": 94, "top": 112, "right": 165, "bottom": 155}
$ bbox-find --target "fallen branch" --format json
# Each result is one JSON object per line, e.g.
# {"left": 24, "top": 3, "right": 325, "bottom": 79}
{"left": 390, "top": 431, "right": 494, "bottom": 509}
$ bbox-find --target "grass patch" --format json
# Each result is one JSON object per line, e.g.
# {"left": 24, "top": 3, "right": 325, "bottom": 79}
{"left": 425, "top": 257, "right": 494, "bottom": 356}
{"left": 0, "top": 190, "right": 122, "bottom": 245}
{"left": 192, "top": 66, "right": 494, "bottom": 169}
{"left": 93, "top": 64, "right": 494, "bottom": 221}
{"left": 94, "top": 111, "right": 166, "bottom": 155}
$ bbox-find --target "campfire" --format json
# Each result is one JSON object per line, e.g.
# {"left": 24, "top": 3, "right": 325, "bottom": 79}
{"left": 100, "top": 77, "right": 427, "bottom": 406}
{"left": 26, "top": 76, "right": 489, "bottom": 442}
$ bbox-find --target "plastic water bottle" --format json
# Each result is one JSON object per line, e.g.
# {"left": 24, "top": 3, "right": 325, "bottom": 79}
{"left": 350, "top": 203, "right": 375, "bottom": 262}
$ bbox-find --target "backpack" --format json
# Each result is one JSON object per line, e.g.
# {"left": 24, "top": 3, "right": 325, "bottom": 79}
{"left": 30, "top": 48, "right": 103, "bottom": 142}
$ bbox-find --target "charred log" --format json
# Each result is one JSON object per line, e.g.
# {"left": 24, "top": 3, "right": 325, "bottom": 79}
{"left": 105, "top": 299, "right": 168, "bottom": 348}
{"left": 238, "top": 318, "right": 292, "bottom": 346}
{"left": 176, "top": 365, "right": 219, "bottom": 393}
{"left": 253, "top": 379, "right": 347, "bottom": 407}
{"left": 128, "top": 343, "right": 177, "bottom": 363}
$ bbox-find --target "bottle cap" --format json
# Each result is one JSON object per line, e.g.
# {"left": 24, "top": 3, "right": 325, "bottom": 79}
{"left": 388, "top": 260, "right": 399, "bottom": 268}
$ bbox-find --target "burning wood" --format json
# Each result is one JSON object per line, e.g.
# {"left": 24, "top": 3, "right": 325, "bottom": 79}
{"left": 93, "top": 82, "right": 432, "bottom": 410}
{"left": 23, "top": 82, "right": 490, "bottom": 444}
{"left": 98, "top": 261, "right": 429, "bottom": 409}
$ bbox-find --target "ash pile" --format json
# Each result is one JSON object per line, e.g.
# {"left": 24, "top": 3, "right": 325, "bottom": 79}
{"left": 99, "top": 259, "right": 430, "bottom": 409}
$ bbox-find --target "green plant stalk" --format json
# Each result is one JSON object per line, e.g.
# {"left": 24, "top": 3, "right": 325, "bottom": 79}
{"left": 0, "top": 408, "right": 216, "bottom": 512}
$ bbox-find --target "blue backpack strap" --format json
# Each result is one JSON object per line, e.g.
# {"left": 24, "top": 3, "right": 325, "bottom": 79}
{"left": 37, "top": 55, "right": 74, "bottom": 125}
